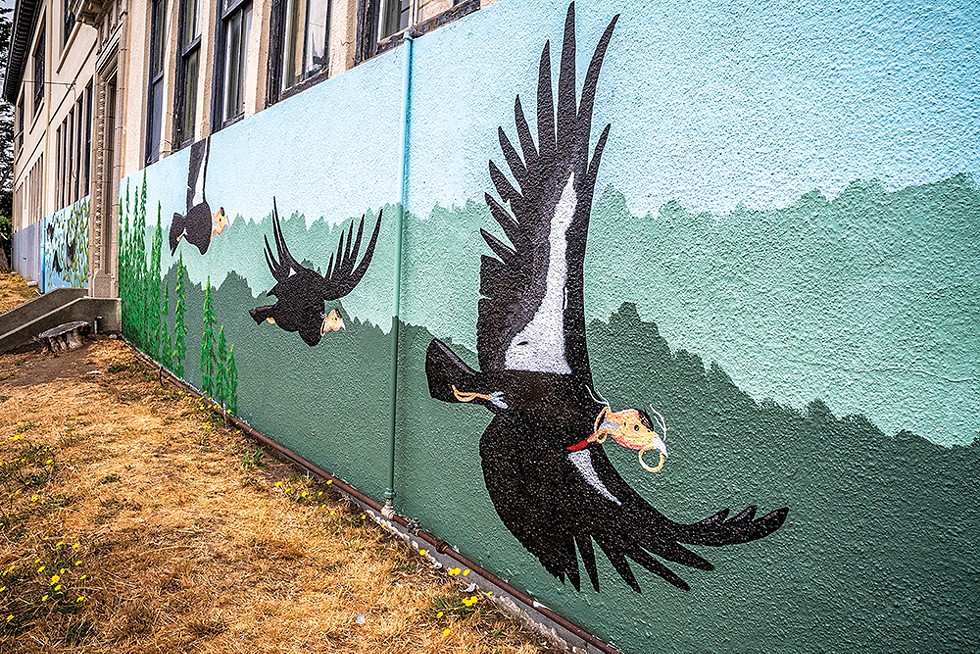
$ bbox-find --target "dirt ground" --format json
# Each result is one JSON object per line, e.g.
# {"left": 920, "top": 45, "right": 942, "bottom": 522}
{"left": 0, "top": 273, "right": 36, "bottom": 315}
{"left": 0, "top": 338, "right": 562, "bottom": 653}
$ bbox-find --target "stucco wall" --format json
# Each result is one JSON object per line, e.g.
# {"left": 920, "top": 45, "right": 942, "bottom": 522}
{"left": 118, "top": 1, "right": 980, "bottom": 651}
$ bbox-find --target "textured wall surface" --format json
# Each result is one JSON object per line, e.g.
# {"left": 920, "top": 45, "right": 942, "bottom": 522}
{"left": 119, "top": 1, "right": 979, "bottom": 651}
{"left": 41, "top": 197, "right": 91, "bottom": 292}
{"left": 11, "top": 221, "right": 41, "bottom": 282}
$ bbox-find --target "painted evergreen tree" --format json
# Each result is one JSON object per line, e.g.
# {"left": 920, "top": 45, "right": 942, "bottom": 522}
{"left": 148, "top": 201, "right": 164, "bottom": 361}
{"left": 216, "top": 326, "right": 228, "bottom": 406}
{"left": 200, "top": 277, "right": 217, "bottom": 397}
{"left": 120, "top": 182, "right": 131, "bottom": 339}
{"left": 173, "top": 253, "right": 187, "bottom": 378}
{"left": 225, "top": 344, "right": 238, "bottom": 415}
{"left": 161, "top": 282, "right": 173, "bottom": 371}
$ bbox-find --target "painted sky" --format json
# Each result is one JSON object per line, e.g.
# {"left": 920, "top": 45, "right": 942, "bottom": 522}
{"left": 130, "top": 0, "right": 979, "bottom": 447}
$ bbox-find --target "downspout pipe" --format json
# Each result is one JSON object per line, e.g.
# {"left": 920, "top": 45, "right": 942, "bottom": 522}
{"left": 384, "top": 31, "right": 416, "bottom": 516}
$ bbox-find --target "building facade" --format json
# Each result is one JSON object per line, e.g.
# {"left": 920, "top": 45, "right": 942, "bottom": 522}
{"left": 4, "top": 1, "right": 979, "bottom": 652}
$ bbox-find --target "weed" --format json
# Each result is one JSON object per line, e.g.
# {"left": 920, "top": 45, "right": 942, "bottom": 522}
{"left": 107, "top": 363, "right": 128, "bottom": 373}
{"left": 240, "top": 448, "right": 265, "bottom": 470}
{"left": 98, "top": 474, "right": 120, "bottom": 485}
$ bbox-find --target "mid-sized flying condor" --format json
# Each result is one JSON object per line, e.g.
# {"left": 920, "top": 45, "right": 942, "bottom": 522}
{"left": 249, "top": 199, "right": 382, "bottom": 347}
{"left": 425, "top": 4, "right": 788, "bottom": 593}
{"left": 169, "top": 137, "right": 227, "bottom": 256}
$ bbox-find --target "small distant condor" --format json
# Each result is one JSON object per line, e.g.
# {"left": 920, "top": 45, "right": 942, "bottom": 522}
{"left": 249, "top": 199, "right": 382, "bottom": 347}
{"left": 169, "top": 137, "right": 227, "bottom": 256}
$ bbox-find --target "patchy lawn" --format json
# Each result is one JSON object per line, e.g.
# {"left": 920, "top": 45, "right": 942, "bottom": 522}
{"left": 0, "top": 338, "right": 561, "bottom": 653}
{"left": 0, "top": 273, "right": 35, "bottom": 315}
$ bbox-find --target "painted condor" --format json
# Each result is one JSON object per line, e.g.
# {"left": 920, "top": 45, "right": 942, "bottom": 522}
{"left": 170, "top": 137, "right": 227, "bottom": 256}
{"left": 250, "top": 199, "right": 382, "bottom": 347}
{"left": 424, "top": 3, "right": 788, "bottom": 592}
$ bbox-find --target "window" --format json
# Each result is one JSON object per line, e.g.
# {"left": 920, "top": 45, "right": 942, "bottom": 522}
{"left": 214, "top": 0, "right": 252, "bottom": 128}
{"left": 146, "top": 0, "right": 167, "bottom": 163}
{"left": 174, "top": 0, "right": 202, "bottom": 147}
{"left": 32, "top": 29, "right": 45, "bottom": 115}
{"left": 378, "top": 0, "right": 412, "bottom": 41}
{"left": 16, "top": 98, "right": 23, "bottom": 147}
{"left": 84, "top": 82, "right": 92, "bottom": 191}
{"left": 64, "top": 2, "right": 76, "bottom": 45}
{"left": 270, "top": 0, "right": 331, "bottom": 99}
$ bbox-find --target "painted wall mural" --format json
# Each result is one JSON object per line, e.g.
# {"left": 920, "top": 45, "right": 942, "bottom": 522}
{"left": 42, "top": 197, "right": 90, "bottom": 291}
{"left": 119, "top": 0, "right": 979, "bottom": 651}
{"left": 425, "top": 7, "right": 785, "bottom": 592}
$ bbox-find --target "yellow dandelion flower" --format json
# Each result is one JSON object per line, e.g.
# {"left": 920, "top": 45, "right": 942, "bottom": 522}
{"left": 317, "top": 491, "right": 323, "bottom": 496}
{"left": 41, "top": 595, "right": 48, "bottom": 602}
{"left": 50, "top": 575, "right": 60, "bottom": 584}
{"left": 5, "top": 615, "right": 12, "bottom": 622}
{"left": 443, "top": 628, "right": 451, "bottom": 636}
{"left": 77, "top": 596, "right": 85, "bottom": 602}
{"left": 275, "top": 481, "right": 282, "bottom": 488}
{"left": 45, "top": 459, "right": 52, "bottom": 465}
{"left": 361, "top": 514, "right": 366, "bottom": 520}
{"left": 448, "top": 568, "right": 460, "bottom": 576}
{"left": 487, "top": 591, "right": 493, "bottom": 596}
{"left": 37, "top": 566, "right": 45, "bottom": 573}
{"left": 72, "top": 543, "right": 80, "bottom": 549}
{"left": 30, "top": 494, "right": 38, "bottom": 502}
{"left": 0, "top": 587, "right": 5, "bottom": 592}
{"left": 436, "top": 611, "right": 444, "bottom": 618}
{"left": 60, "top": 568, "right": 66, "bottom": 574}
{"left": 79, "top": 575, "right": 86, "bottom": 580}
{"left": 419, "top": 549, "right": 427, "bottom": 556}
{"left": 54, "top": 585, "right": 62, "bottom": 591}
{"left": 56, "top": 541, "right": 63, "bottom": 547}
{"left": 462, "top": 570, "right": 470, "bottom": 576}
{"left": 75, "top": 561, "right": 82, "bottom": 566}
{"left": 329, "top": 510, "right": 335, "bottom": 516}
{"left": 301, "top": 491, "right": 307, "bottom": 498}
{"left": 326, "top": 480, "right": 333, "bottom": 485}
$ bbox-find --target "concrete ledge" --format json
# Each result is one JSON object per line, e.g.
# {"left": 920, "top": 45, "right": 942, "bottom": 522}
{"left": 0, "top": 287, "right": 86, "bottom": 334}
{"left": 0, "top": 297, "right": 120, "bottom": 354}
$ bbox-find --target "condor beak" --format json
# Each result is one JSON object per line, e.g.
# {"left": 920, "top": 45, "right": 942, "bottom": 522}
{"left": 639, "top": 436, "right": 668, "bottom": 474}
{"left": 321, "top": 309, "right": 345, "bottom": 335}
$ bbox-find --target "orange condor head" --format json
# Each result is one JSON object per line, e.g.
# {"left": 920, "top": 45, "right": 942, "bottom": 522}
{"left": 212, "top": 208, "right": 228, "bottom": 235}
{"left": 320, "top": 308, "right": 345, "bottom": 336}
{"left": 592, "top": 405, "right": 669, "bottom": 473}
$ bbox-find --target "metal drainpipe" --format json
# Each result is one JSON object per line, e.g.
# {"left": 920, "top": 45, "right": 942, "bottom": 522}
{"left": 383, "top": 32, "right": 416, "bottom": 518}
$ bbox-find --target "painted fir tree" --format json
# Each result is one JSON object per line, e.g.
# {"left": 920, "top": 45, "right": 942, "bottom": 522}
{"left": 225, "top": 344, "right": 238, "bottom": 415}
{"left": 148, "top": 201, "right": 164, "bottom": 361}
{"left": 200, "top": 277, "right": 217, "bottom": 397}
{"left": 161, "top": 282, "right": 173, "bottom": 371}
{"left": 173, "top": 253, "right": 188, "bottom": 378}
{"left": 215, "top": 326, "right": 228, "bottom": 405}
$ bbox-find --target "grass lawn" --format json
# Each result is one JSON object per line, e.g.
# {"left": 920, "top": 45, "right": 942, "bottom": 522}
{"left": 0, "top": 338, "right": 561, "bottom": 653}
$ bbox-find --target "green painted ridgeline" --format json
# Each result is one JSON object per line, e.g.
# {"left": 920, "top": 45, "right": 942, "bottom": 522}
{"left": 121, "top": 174, "right": 979, "bottom": 652}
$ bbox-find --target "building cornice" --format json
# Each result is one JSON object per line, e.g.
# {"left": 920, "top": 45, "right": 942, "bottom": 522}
{"left": 3, "top": 0, "right": 42, "bottom": 104}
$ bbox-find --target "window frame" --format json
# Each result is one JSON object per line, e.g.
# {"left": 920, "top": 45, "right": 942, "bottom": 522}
{"left": 211, "top": 0, "right": 253, "bottom": 132}
{"left": 355, "top": 0, "right": 479, "bottom": 64}
{"left": 267, "top": 0, "right": 333, "bottom": 105}
{"left": 63, "top": 1, "right": 76, "bottom": 47}
{"left": 145, "top": 0, "right": 167, "bottom": 164}
{"left": 173, "top": 0, "right": 203, "bottom": 149}
{"left": 32, "top": 27, "right": 45, "bottom": 116}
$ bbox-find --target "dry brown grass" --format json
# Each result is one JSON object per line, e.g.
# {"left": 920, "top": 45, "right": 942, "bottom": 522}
{"left": 0, "top": 273, "right": 35, "bottom": 315}
{"left": 0, "top": 339, "right": 563, "bottom": 653}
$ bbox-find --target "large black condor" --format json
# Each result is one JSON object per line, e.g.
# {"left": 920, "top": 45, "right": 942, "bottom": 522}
{"left": 425, "top": 4, "right": 788, "bottom": 592}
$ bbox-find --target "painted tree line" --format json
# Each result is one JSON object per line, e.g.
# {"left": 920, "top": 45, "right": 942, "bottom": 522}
{"left": 119, "top": 175, "right": 238, "bottom": 413}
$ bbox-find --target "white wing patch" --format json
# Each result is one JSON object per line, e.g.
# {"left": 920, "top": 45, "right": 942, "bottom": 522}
{"left": 568, "top": 450, "right": 621, "bottom": 506}
{"left": 192, "top": 143, "right": 209, "bottom": 207}
{"left": 504, "top": 174, "right": 576, "bottom": 374}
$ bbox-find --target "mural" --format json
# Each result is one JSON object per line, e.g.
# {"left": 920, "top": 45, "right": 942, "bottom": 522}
{"left": 118, "top": 0, "right": 979, "bottom": 650}
{"left": 425, "top": 6, "right": 785, "bottom": 592}
{"left": 42, "top": 197, "right": 89, "bottom": 291}
{"left": 249, "top": 201, "right": 383, "bottom": 346}
{"left": 170, "top": 137, "right": 227, "bottom": 256}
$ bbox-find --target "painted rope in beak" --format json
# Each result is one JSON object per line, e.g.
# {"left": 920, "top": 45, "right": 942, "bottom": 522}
{"left": 591, "top": 405, "right": 669, "bottom": 473}
{"left": 321, "top": 309, "right": 345, "bottom": 335}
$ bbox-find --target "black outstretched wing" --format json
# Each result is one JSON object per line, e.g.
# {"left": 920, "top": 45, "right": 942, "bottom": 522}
{"left": 482, "top": 415, "right": 789, "bottom": 592}
{"left": 321, "top": 211, "right": 383, "bottom": 301}
{"left": 262, "top": 198, "right": 308, "bottom": 284}
{"left": 186, "top": 137, "right": 210, "bottom": 211}
{"left": 477, "top": 4, "right": 617, "bottom": 382}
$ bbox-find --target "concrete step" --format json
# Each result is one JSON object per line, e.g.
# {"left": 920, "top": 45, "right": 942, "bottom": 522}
{"left": 0, "top": 287, "right": 86, "bottom": 335}
{"left": 0, "top": 295, "right": 120, "bottom": 354}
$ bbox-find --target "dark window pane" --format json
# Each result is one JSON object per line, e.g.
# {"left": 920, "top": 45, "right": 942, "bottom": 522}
{"left": 182, "top": 0, "right": 201, "bottom": 45}
{"left": 180, "top": 49, "right": 199, "bottom": 142}
{"left": 221, "top": 5, "right": 251, "bottom": 123}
